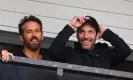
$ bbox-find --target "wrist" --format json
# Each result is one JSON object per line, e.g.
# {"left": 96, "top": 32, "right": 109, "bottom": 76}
{"left": 68, "top": 23, "right": 76, "bottom": 30}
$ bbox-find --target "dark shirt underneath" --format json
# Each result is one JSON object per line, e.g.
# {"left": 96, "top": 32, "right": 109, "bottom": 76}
{"left": 13, "top": 47, "right": 51, "bottom": 60}
{"left": 0, "top": 46, "right": 2, "bottom": 54}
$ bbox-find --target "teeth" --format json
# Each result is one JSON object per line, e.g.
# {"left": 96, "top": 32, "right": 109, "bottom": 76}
{"left": 31, "top": 39, "right": 37, "bottom": 42}
{"left": 83, "top": 41, "right": 89, "bottom": 43}
{"left": 83, "top": 41, "right": 90, "bottom": 44}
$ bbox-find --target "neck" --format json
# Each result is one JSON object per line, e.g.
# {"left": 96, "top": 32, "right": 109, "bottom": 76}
{"left": 23, "top": 47, "right": 42, "bottom": 60}
{"left": 89, "top": 45, "right": 95, "bottom": 50}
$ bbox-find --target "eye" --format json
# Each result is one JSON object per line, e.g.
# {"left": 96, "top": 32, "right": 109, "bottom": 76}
{"left": 26, "top": 30, "right": 32, "bottom": 33}
{"left": 79, "top": 30, "right": 84, "bottom": 33}
{"left": 35, "top": 29, "right": 41, "bottom": 32}
{"left": 89, "top": 30, "right": 93, "bottom": 33}
{"left": 88, "top": 30, "right": 95, "bottom": 34}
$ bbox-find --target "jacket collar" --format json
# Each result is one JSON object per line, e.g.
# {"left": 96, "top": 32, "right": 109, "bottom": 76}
{"left": 74, "top": 42, "right": 102, "bottom": 57}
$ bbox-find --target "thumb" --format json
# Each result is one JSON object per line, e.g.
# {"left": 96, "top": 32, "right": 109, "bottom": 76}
{"left": 9, "top": 53, "right": 14, "bottom": 59}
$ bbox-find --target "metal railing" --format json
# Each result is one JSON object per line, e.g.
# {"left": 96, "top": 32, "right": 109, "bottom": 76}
{"left": 0, "top": 55, "right": 133, "bottom": 80}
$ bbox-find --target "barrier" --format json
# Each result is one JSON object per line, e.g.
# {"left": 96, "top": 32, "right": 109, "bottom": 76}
{"left": 0, "top": 55, "right": 133, "bottom": 80}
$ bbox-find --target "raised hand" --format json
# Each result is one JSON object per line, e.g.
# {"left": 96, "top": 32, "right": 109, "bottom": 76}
{"left": 97, "top": 25, "right": 105, "bottom": 39}
{"left": 68, "top": 16, "right": 86, "bottom": 29}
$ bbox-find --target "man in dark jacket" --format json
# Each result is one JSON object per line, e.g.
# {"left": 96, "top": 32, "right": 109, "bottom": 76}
{"left": 13, "top": 15, "right": 50, "bottom": 60}
{"left": 49, "top": 16, "right": 131, "bottom": 69}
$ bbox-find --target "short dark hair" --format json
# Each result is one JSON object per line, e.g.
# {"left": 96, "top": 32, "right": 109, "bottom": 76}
{"left": 77, "top": 16, "right": 100, "bottom": 34}
{"left": 18, "top": 15, "right": 42, "bottom": 35}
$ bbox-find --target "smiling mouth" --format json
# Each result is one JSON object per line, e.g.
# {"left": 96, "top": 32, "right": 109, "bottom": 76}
{"left": 81, "top": 42, "right": 89, "bottom": 45}
{"left": 31, "top": 39, "right": 38, "bottom": 43}
{"left": 82, "top": 40, "right": 90, "bottom": 43}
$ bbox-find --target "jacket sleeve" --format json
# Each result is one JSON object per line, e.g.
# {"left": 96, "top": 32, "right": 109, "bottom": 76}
{"left": 0, "top": 46, "right": 2, "bottom": 54}
{"left": 102, "top": 29, "right": 131, "bottom": 67}
{"left": 48, "top": 25, "right": 75, "bottom": 61}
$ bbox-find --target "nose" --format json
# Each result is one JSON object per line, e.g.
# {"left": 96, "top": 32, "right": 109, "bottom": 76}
{"left": 32, "top": 31, "right": 36, "bottom": 37}
{"left": 84, "top": 32, "right": 88, "bottom": 39}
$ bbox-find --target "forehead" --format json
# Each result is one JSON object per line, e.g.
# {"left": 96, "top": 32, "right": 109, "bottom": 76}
{"left": 79, "top": 24, "right": 95, "bottom": 31}
{"left": 22, "top": 21, "right": 41, "bottom": 30}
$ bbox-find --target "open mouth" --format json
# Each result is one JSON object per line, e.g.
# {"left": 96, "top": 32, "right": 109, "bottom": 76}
{"left": 31, "top": 39, "right": 38, "bottom": 43}
{"left": 82, "top": 40, "right": 90, "bottom": 43}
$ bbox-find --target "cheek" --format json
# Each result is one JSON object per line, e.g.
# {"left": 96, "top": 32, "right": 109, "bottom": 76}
{"left": 23, "top": 35, "right": 31, "bottom": 41}
{"left": 91, "top": 36, "right": 97, "bottom": 41}
{"left": 78, "top": 36, "right": 82, "bottom": 41}
{"left": 36, "top": 33, "right": 43, "bottom": 40}
{"left": 78, "top": 34, "right": 84, "bottom": 39}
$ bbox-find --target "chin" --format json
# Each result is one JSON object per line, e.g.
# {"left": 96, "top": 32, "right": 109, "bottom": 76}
{"left": 30, "top": 47, "right": 38, "bottom": 51}
{"left": 82, "top": 46, "right": 90, "bottom": 49}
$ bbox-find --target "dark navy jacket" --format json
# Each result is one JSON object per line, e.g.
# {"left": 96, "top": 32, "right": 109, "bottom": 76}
{"left": 49, "top": 25, "right": 131, "bottom": 69}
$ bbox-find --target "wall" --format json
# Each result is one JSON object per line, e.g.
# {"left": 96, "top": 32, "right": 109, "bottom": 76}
{"left": 0, "top": 0, "right": 133, "bottom": 49}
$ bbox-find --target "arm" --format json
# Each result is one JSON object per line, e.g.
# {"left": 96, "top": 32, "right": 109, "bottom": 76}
{"left": 102, "top": 29, "right": 131, "bottom": 67}
{"left": 49, "top": 16, "right": 85, "bottom": 61}
{"left": 0, "top": 46, "right": 2, "bottom": 54}
{"left": 49, "top": 25, "right": 75, "bottom": 61}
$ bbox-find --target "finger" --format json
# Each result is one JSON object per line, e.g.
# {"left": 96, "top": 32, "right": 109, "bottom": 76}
{"left": 79, "top": 16, "right": 86, "bottom": 24}
{"left": 83, "top": 16, "right": 87, "bottom": 23}
{"left": 81, "top": 16, "right": 86, "bottom": 23}
{"left": 4, "top": 53, "right": 8, "bottom": 63}
{"left": 84, "top": 16, "right": 88, "bottom": 20}
{"left": 77, "top": 16, "right": 83, "bottom": 23}
{"left": 2, "top": 56, "right": 5, "bottom": 62}
{"left": 6, "top": 54, "right": 9, "bottom": 63}
{"left": 73, "top": 16, "right": 79, "bottom": 22}
{"left": 5, "top": 53, "right": 13, "bottom": 62}
{"left": 9, "top": 53, "right": 14, "bottom": 59}
{"left": 2, "top": 55, "right": 6, "bottom": 62}
{"left": 80, "top": 17, "right": 84, "bottom": 23}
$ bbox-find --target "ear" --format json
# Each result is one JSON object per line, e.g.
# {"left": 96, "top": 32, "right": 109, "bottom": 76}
{"left": 41, "top": 33, "right": 44, "bottom": 40}
{"left": 20, "top": 36, "right": 24, "bottom": 43}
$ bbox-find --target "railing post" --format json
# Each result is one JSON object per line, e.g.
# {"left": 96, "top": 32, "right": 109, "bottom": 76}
{"left": 57, "top": 68, "right": 63, "bottom": 80}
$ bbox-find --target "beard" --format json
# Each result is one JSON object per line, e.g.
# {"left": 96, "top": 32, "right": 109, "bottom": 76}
{"left": 79, "top": 38, "right": 96, "bottom": 49}
{"left": 23, "top": 36, "right": 41, "bottom": 51}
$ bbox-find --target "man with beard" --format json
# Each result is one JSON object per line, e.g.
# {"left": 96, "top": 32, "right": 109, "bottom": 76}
{"left": 1, "top": 15, "right": 50, "bottom": 60}
{"left": 49, "top": 16, "right": 131, "bottom": 69}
